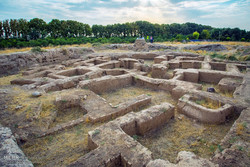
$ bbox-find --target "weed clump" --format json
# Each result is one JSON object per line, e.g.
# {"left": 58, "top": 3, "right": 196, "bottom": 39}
{"left": 210, "top": 53, "right": 227, "bottom": 60}
{"left": 194, "top": 98, "right": 221, "bottom": 109}
{"left": 61, "top": 48, "right": 69, "bottom": 55}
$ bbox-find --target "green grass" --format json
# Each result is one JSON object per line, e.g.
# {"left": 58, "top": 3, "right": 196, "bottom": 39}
{"left": 218, "top": 144, "right": 223, "bottom": 152}
{"left": 132, "top": 135, "right": 138, "bottom": 140}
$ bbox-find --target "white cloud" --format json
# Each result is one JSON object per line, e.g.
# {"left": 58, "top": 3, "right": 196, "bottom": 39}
{"left": 67, "top": 0, "right": 87, "bottom": 3}
{"left": 60, "top": 0, "right": 184, "bottom": 25}
{"left": 111, "top": 0, "right": 129, "bottom": 2}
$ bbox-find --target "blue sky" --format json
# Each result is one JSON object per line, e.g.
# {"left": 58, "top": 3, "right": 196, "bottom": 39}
{"left": 0, "top": 0, "right": 250, "bottom": 30}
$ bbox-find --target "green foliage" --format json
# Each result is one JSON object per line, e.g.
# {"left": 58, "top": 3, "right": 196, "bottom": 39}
{"left": 93, "top": 129, "right": 100, "bottom": 136}
{"left": 210, "top": 52, "right": 242, "bottom": 61}
{"left": 210, "top": 53, "right": 227, "bottom": 60}
{"left": 229, "top": 136, "right": 238, "bottom": 144}
{"left": 31, "top": 46, "right": 46, "bottom": 53}
{"left": 238, "top": 146, "right": 244, "bottom": 151}
{"left": 209, "top": 145, "right": 216, "bottom": 152}
{"left": 175, "top": 34, "right": 184, "bottom": 42}
{"left": 242, "top": 122, "right": 247, "bottom": 128}
{"left": 226, "top": 54, "right": 238, "bottom": 61}
{"left": 193, "top": 31, "right": 200, "bottom": 39}
{"left": 132, "top": 135, "right": 138, "bottom": 140}
{"left": 200, "top": 29, "right": 210, "bottom": 39}
{"left": 240, "top": 38, "right": 245, "bottom": 41}
{"left": 218, "top": 144, "right": 223, "bottom": 152}
{"left": 0, "top": 18, "right": 250, "bottom": 49}
{"left": 46, "top": 136, "right": 54, "bottom": 143}
{"left": 160, "top": 108, "right": 167, "bottom": 113}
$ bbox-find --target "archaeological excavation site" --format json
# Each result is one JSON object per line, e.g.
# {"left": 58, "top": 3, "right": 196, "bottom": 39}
{"left": 0, "top": 39, "right": 249, "bottom": 167}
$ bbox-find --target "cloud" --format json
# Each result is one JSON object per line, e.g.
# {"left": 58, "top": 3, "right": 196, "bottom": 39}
{"left": 60, "top": 0, "right": 184, "bottom": 25}
{"left": 178, "top": 0, "right": 230, "bottom": 9}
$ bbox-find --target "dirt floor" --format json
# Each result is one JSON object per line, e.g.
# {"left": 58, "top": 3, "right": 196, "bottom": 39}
{"left": 138, "top": 109, "right": 238, "bottom": 163}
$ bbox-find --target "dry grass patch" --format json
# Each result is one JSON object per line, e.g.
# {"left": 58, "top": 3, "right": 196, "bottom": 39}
{"left": 21, "top": 123, "right": 99, "bottom": 166}
{"left": 194, "top": 98, "right": 221, "bottom": 109}
{"left": 100, "top": 86, "right": 175, "bottom": 107}
{"left": 0, "top": 73, "right": 22, "bottom": 86}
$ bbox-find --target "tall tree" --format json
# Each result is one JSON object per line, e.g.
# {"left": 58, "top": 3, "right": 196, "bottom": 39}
{"left": 29, "top": 18, "right": 47, "bottom": 40}
{"left": 200, "top": 29, "right": 210, "bottom": 39}
{"left": 10, "top": 19, "right": 18, "bottom": 38}
{"left": 0, "top": 21, "right": 3, "bottom": 38}
{"left": 3, "top": 20, "right": 11, "bottom": 38}
{"left": 17, "top": 19, "right": 29, "bottom": 39}
{"left": 48, "top": 19, "right": 61, "bottom": 38}
{"left": 84, "top": 24, "right": 92, "bottom": 36}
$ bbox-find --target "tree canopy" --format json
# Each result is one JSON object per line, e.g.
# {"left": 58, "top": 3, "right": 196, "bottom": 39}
{"left": 0, "top": 18, "right": 249, "bottom": 49}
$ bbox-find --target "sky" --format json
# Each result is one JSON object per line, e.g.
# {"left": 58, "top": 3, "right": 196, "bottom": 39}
{"left": 0, "top": 0, "right": 250, "bottom": 30}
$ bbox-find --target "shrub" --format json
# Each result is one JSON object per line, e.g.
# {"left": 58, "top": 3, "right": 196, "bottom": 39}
{"left": 31, "top": 46, "right": 46, "bottom": 53}
{"left": 240, "top": 38, "right": 245, "bottom": 41}
{"left": 92, "top": 42, "right": 102, "bottom": 47}
{"left": 193, "top": 31, "right": 200, "bottom": 40}
{"left": 109, "top": 37, "right": 123, "bottom": 43}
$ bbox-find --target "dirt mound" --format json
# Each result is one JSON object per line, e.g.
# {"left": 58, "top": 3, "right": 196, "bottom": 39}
{"left": 183, "top": 44, "right": 227, "bottom": 51}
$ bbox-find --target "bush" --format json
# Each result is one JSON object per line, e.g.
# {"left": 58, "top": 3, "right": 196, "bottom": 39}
{"left": 31, "top": 46, "right": 46, "bottom": 53}
{"left": 92, "top": 42, "right": 102, "bottom": 47}
{"left": 16, "top": 41, "right": 27, "bottom": 48}
{"left": 193, "top": 31, "right": 200, "bottom": 40}
{"left": 109, "top": 37, "right": 123, "bottom": 43}
{"left": 240, "top": 38, "right": 245, "bottom": 41}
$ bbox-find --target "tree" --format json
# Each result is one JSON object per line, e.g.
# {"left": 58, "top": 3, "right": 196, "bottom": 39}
{"left": 175, "top": 34, "right": 184, "bottom": 42}
{"left": 105, "top": 24, "right": 113, "bottom": 38}
{"left": 17, "top": 19, "right": 29, "bottom": 39}
{"left": 193, "top": 31, "right": 200, "bottom": 39}
{"left": 200, "top": 29, "right": 210, "bottom": 39}
{"left": 84, "top": 24, "right": 92, "bottom": 36}
{"left": 0, "top": 21, "right": 3, "bottom": 38}
{"left": 60, "top": 20, "right": 69, "bottom": 38}
{"left": 3, "top": 20, "right": 11, "bottom": 38}
{"left": 10, "top": 19, "right": 18, "bottom": 38}
{"left": 29, "top": 18, "right": 47, "bottom": 39}
{"left": 48, "top": 19, "right": 61, "bottom": 38}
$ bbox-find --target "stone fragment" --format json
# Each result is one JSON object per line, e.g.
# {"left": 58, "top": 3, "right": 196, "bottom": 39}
{"left": 207, "top": 87, "right": 216, "bottom": 93}
{"left": 0, "top": 126, "right": 34, "bottom": 167}
{"left": 31, "top": 91, "right": 42, "bottom": 97}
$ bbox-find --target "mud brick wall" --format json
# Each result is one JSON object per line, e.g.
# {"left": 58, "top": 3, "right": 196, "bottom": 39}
{"left": 0, "top": 47, "right": 94, "bottom": 77}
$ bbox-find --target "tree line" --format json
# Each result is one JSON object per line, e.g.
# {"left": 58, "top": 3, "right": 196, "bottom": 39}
{"left": 0, "top": 18, "right": 250, "bottom": 49}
